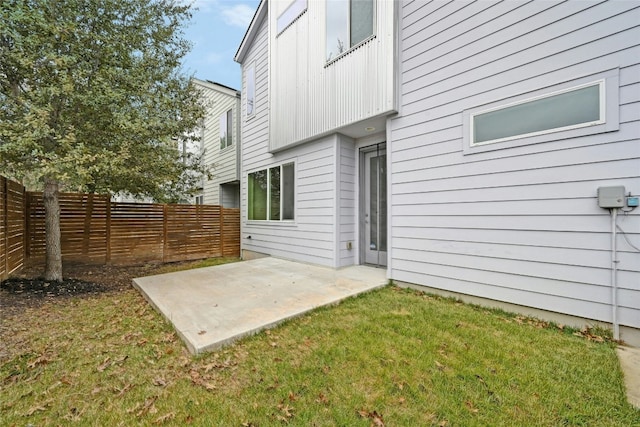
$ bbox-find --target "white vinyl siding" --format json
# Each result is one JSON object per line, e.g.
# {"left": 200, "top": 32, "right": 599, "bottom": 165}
{"left": 193, "top": 79, "right": 240, "bottom": 206}
{"left": 269, "top": 0, "right": 396, "bottom": 151}
{"left": 390, "top": 0, "right": 640, "bottom": 332}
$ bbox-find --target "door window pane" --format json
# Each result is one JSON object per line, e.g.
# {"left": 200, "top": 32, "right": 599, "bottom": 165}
{"left": 473, "top": 83, "right": 602, "bottom": 144}
{"left": 378, "top": 154, "right": 387, "bottom": 252}
{"left": 369, "top": 156, "right": 378, "bottom": 250}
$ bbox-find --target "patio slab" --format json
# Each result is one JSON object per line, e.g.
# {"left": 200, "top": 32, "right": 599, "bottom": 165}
{"left": 132, "top": 257, "right": 387, "bottom": 354}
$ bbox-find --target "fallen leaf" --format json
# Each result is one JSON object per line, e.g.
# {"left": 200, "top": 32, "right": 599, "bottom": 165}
{"left": 315, "top": 393, "right": 329, "bottom": 405}
{"left": 154, "top": 412, "right": 176, "bottom": 424}
{"left": 198, "top": 330, "right": 207, "bottom": 335}
{"left": 153, "top": 377, "right": 167, "bottom": 387}
{"left": 97, "top": 357, "right": 112, "bottom": 372}
{"left": 465, "top": 400, "right": 479, "bottom": 413}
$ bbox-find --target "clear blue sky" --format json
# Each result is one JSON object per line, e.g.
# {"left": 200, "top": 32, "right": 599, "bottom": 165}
{"left": 181, "top": 0, "right": 261, "bottom": 90}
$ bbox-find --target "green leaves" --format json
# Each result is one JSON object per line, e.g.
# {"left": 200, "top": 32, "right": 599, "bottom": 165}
{"left": 0, "top": 0, "right": 206, "bottom": 200}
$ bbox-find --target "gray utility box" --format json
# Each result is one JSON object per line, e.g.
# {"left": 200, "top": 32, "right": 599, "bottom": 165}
{"left": 598, "top": 186, "right": 625, "bottom": 208}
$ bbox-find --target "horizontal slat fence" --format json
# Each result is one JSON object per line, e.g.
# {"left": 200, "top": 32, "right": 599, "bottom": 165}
{"left": 0, "top": 177, "right": 26, "bottom": 281}
{"left": 28, "top": 193, "right": 110, "bottom": 264}
{"left": 27, "top": 195, "right": 240, "bottom": 265}
{"left": 1, "top": 175, "right": 240, "bottom": 279}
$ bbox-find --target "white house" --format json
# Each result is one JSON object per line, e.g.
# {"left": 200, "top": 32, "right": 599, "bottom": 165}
{"left": 192, "top": 78, "right": 241, "bottom": 207}
{"left": 234, "top": 1, "right": 640, "bottom": 344}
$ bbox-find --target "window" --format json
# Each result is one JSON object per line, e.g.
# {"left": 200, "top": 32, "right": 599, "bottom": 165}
{"left": 277, "top": 0, "right": 307, "bottom": 35}
{"left": 219, "top": 109, "right": 233, "bottom": 149}
{"left": 248, "top": 163, "right": 295, "bottom": 221}
{"left": 326, "top": 0, "right": 374, "bottom": 62}
{"left": 246, "top": 63, "right": 255, "bottom": 117}
{"left": 471, "top": 81, "right": 604, "bottom": 146}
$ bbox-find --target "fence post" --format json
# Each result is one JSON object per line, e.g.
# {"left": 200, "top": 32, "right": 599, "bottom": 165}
{"left": 162, "top": 204, "right": 168, "bottom": 263}
{"left": 106, "top": 196, "right": 111, "bottom": 264}
{"left": 24, "top": 189, "right": 29, "bottom": 265}
{"left": 220, "top": 207, "right": 225, "bottom": 257}
{"left": 1, "top": 176, "right": 6, "bottom": 280}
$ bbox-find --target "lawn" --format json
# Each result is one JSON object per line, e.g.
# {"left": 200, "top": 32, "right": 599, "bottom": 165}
{"left": 1, "top": 272, "right": 638, "bottom": 426}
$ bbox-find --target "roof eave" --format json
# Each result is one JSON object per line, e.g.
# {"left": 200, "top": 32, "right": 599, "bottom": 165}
{"left": 234, "top": 0, "right": 267, "bottom": 64}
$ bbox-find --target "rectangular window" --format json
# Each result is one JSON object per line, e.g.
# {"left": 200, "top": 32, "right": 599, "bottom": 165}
{"left": 219, "top": 109, "right": 233, "bottom": 149}
{"left": 246, "top": 63, "right": 255, "bottom": 117}
{"left": 248, "top": 163, "right": 295, "bottom": 221}
{"left": 471, "top": 81, "right": 604, "bottom": 146}
{"left": 277, "top": 0, "right": 307, "bottom": 35}
{"left": 326, "top": 0, "right": 374, "bottom": 62}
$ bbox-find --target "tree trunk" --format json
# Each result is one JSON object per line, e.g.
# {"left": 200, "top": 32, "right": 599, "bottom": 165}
{"left": 44, "top": 179, "right": 63, "bottom": 281}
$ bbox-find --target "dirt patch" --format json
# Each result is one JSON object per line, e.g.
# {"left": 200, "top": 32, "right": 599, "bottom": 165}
{"left": 0, "top": 263, "right": 163, "bottom": 318}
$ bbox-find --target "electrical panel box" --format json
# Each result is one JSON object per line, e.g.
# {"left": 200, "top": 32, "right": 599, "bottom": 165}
{"left": 598, "top": 186, "right": 625, "bottom": 208}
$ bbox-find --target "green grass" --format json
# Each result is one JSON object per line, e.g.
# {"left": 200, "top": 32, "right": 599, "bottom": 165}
{"left": 1, "top": 286, "right": 638, "bottom": 426}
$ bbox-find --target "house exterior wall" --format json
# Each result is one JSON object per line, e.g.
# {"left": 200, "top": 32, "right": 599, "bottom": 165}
{"left": 390, "top": 1, "right": 640, "bottom": 333}
{"left": 269, "top": 0, "right": 396, "bottom": 151}
{"left": 193, "top": 79, "right": 241, "bottom": 206}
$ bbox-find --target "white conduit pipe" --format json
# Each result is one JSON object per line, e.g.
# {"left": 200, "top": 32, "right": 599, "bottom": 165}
{"left": 611, "top": 208, "right": 620, "bottom": 341}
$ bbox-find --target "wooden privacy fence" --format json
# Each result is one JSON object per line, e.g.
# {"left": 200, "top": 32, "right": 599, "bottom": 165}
{"left": 1, "top": 177, "right": 26, "bottom": 281}
{"left": 0, "top": 176, "right": 240, "bottom": 280}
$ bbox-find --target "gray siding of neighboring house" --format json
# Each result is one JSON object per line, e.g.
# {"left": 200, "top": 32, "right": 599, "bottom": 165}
{"left": 390, "top": 1, "right": 640, "bottom": 331}
{"left": 195, "top": 80, "right": 240, "bottom": 206}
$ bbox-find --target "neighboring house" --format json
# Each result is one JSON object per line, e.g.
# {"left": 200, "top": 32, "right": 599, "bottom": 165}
{"left": 234, "top": 1, "right": 640, "bottom": 344}
{"left": 192, "top": 78, "right": 241, "bottom": 207}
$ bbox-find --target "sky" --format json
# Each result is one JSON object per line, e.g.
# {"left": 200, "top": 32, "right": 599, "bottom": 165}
{"left": 181, "top": 0, "right": 261, "bottom": 90}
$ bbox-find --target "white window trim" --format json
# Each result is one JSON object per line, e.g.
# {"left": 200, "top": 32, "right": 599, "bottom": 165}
{"left": 462, "top": 69, "right": 620, "bottom": 155}
{"left": 246, "top": 162, "right": 296, "bottom": 223}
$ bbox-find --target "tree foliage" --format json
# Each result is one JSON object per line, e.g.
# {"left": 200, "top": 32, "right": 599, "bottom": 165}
{"left": 0, "top": 0, "right": 207, "bottom": 201}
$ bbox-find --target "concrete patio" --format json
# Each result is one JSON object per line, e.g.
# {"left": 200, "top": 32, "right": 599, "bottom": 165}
{"left": 132, "top": 257, "right": 387, "bottom": 354}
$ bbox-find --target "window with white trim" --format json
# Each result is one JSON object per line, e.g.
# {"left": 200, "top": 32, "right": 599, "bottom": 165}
{"left": 219, "top": 109, "right": 233, "bottom": 149}
{"left": 248, "top": 163, "right": 295, "bottom": 221}
{"left": 246, "top": 63, "right": 255, "bottom": 117}
{"left": 463, "top": 70, "right": 620, "bottom": 154}
{"left": 326, "top": 0, "right": 374, "bottom": 62}
{"left": 471, "top": 81, "right": 604, "bottom": 146}
{"left": 277, "top": 0, "right": 307, "bottom": 35}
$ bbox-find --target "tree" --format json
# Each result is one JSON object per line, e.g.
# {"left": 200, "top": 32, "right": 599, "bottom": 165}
{"left": 0, "top": 0, "right": 207, "bottom": 281}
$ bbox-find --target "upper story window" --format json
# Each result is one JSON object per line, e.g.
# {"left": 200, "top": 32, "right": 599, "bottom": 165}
{"left": 326, "top": 0, "right": 374, "bottom": 62}
{"left": 471, "top": 81, "right": 604, "bottom": 146}
{"left": 277, "top": 0, "right": 307, "bottom": 35}
{"left": 246, "top": 63, "right": 255, "bottom": 117}
{"left": 219, "top": 109, "right": 233, "bottom": 149}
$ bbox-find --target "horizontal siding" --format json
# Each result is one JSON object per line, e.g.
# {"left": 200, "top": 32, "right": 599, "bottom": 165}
{"left": 338, "top": 135, "right": 356, "bottom": 267}
{"left": 391, "top": 0, "right": 640, "bottom": 330}
{"left": 194, "top": 81, "right": 240, "bottom": 205}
